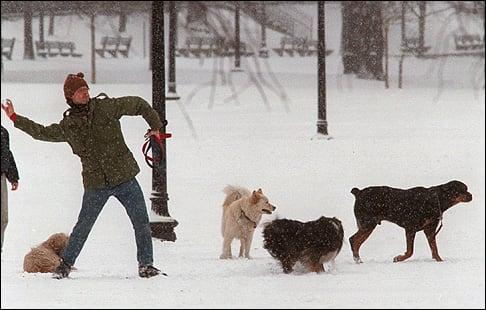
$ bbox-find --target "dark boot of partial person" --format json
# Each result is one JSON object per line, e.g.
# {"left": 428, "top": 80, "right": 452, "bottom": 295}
{"left": 138, "top": 265, "right": 166, "bottom": 278}
{"left": 52, "top": 260, "right": 72, "bottom": 279}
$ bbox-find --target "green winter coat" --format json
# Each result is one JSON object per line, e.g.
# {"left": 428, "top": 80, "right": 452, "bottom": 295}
{"left": 14, "top": 94, "right": 163, "bottom": 189}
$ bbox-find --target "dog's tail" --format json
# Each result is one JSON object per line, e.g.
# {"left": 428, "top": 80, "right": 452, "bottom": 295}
{"left": 351, "top": 188, "right": 360, "bottom": 197}
{"left": 222, "top": 185, "right": 250, "bottom": 208}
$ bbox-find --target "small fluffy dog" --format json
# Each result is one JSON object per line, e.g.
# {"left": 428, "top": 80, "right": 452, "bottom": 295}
{"left": 263, "top": 216, "right": 344, "bottom": 274}
{"left": 220, "top": 185, "right": 276, "bottom": 259}
{"left": 23, "top": 233, "right": 69, "bottom": 273}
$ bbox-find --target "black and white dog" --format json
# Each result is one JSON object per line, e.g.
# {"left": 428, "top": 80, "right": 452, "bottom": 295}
{"left": 263, "top": 216, "right": 344, "bottom": 273}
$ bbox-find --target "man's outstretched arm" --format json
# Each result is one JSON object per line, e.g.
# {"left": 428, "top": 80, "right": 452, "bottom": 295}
{"left": 2, "top": 98, "right": 66, "bottom": 142}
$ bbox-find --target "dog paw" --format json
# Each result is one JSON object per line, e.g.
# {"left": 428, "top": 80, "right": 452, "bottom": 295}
{"left": 219, "top": 254, "right": 232, "bottom": 259}
{"left": 433, "top": 256, "right": 443, "bottom": 262}
{"left": 238, "top": 253, "right": 251, "bottom": 259}
{"left": 353, "top": 256, "right": 363, "bottom": 264}
{"left": 283, "top": 268, "right": 293, "bottom": 274}
{"left": 393, "top": 255, "right": 410, "bottom": 262}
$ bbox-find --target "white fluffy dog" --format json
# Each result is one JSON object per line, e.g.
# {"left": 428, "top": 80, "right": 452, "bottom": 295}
{"left": 220, "top": 185, "right": 276, "bottom": 259}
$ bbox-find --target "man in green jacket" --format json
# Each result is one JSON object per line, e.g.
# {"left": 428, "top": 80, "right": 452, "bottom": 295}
{"left": 2, "top": 72, "right": 164, "bottom": 279}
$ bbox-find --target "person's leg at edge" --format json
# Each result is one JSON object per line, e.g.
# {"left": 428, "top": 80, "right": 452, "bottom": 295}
{"left": 1, "top": 174, "right": 9, "bottom": 252}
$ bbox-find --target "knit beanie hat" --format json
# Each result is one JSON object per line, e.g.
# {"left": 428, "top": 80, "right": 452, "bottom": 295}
{"left": 64, "top": 72, "right": 88, "bottom": 104}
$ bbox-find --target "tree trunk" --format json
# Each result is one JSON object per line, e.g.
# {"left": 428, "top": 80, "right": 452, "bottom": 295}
{"left": 341, "top": 1, "right": 384, "bottom": 80}
{"left": 149, "top": 11, "right": 152, "bottom": 70}
{"left": 384, "top": 20, "right": 389, "bottom": 88}
{"left": 39, "top": 12, "right": 45, "bottom": 43}
{"left": 186, "top": 2, "right": 208, "bottom": 32}
{"left": 91, "top": 14, "right": 96, "bottom": 84}
{"left": 234, "top": 1, "right": 241, "bottom": 70}
{"left": 119, "top": 12, "right": 127, "bottom": 33}
{"left": 143, "top": 21, "right": 146, "bottom": 58}
{"left": 167, "top": 1, "right": 179, "bottom": 99}
{"left": 48, "top": 14, "right": 54, "bottom": 36}
{"left": 365, "top": 1, "right": 384, "bottom": 80}
{"left": 341, "top": 1, "right": 359, "bottom": 74}
{"left": 401, "top": 1, "right": 406, "bottom": 45}
{"left": 23, "top": 6, "right": 35, "bottom": 60}
{"left": 418, "top": 1, "right": 426, "bottom": 56}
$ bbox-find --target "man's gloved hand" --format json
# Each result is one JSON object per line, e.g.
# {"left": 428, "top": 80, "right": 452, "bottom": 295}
{"left": 144, "top": 129, "right": 172, "bottom": 141}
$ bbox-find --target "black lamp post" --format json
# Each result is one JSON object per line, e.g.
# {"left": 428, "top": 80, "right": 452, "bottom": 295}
{"left": 150, "top": 1, "right": 178, "bottom": 241}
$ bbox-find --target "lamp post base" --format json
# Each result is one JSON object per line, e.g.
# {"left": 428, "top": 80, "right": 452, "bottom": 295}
{"left": 166, "top": 91, "right": 180, "bottom": 101}
{"left": 311, "top": 134, "right": 333, "bottom": 140}
{"left": 150, "top": 220, "right": 178, "bottom": 241}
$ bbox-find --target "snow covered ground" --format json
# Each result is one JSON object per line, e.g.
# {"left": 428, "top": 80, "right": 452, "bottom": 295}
{"left": 1, "top": 3, "right": 485, "bottom": 309}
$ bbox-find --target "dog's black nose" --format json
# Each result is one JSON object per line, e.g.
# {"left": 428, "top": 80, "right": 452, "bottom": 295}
{"left": 272, "top": 206, "right": 276, "bottom": 211}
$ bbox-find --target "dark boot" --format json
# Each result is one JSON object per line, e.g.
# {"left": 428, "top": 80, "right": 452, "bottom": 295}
{"left": 52, "top": 260, "right": 72, "bottom": 279}
{"left": 138, "top": 265, "right": 166, "bottom": 278}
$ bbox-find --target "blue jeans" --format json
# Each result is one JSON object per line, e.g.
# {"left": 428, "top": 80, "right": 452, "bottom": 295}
{"left": 62, "top": 178, "right": 154, "bottom": 267}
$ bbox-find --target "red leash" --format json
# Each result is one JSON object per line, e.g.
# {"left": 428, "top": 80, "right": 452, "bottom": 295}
{"left": 142, "top": 129, "right": 172, "bottom": 168}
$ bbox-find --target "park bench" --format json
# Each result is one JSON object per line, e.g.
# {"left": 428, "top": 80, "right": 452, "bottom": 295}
{"left": 273, "top": 37, "right": 307, "bottom": 57}
{"left": 35, "top": 40, "right": 82, "bottom": 58}
{"left": 305, "top": 40, "right": 333, "bottom": 56}
{"left": 59, "top": 41, "right": 82, "bottom": 57}
{"left": 96, "top": 36, "right": 132, "bottom": 58}
{"left": 219, "top": 39, "right": 254, "bottom": 57}
{"left": 398, "top": 35, "right": 483, "bottom": 88}
{"left": 401, "top": 37, "right": 431, "bottom": 55}
{"left": 454, "top": 34, "right": 484, "bottom": 51}
{"left": 177, "top": 36, "right": 253, "bottom": 58}
{"left": 35, "top": 41, "right": 60, "bottom": 57}
{"left": 117, "top": 36, "right": 132, "bottom": 57}
{"left": 178, "top": 36, "right": 219, "bottom": 57}
{"left": 200, "top": 37, "right": 218, "bottom": 57}
{"left": 1, "top": 38, "right": 15, "bottom": 60}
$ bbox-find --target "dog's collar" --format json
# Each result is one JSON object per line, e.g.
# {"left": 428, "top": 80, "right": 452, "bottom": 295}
{"left": 240, "top": 210, "right": 257, "bottom": 228}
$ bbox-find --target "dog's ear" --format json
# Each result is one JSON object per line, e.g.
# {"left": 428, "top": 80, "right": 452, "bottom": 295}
{"left": 257, "top": 188, "right": 263, "bottom": 194}
{"left": 251, "top": 191, "right": 259, "bottom": 204}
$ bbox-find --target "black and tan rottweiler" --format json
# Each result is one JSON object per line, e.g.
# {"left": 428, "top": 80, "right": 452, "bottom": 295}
{"left": 349, "top": 180, "right": 472, "bottom": 263}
